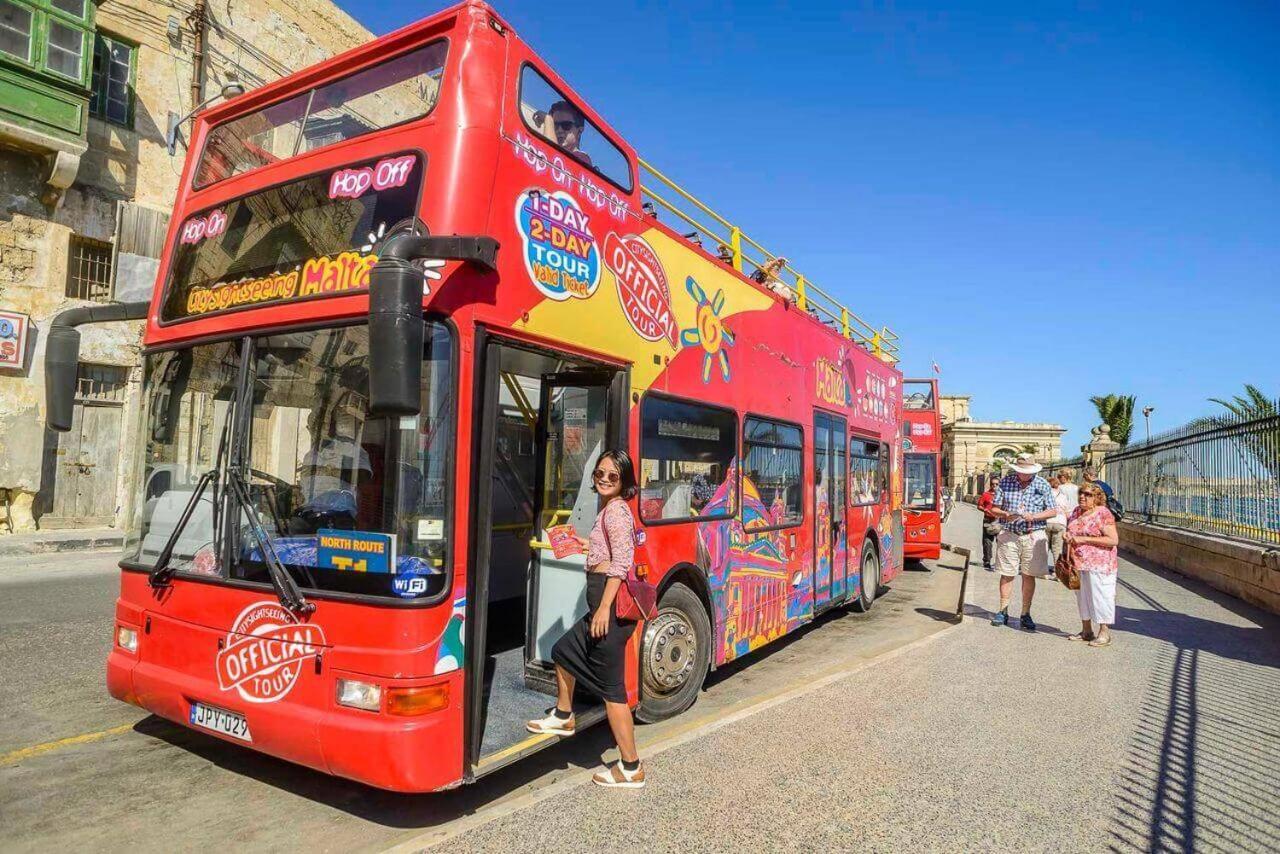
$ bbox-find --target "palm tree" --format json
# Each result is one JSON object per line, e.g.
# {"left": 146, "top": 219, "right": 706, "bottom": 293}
{"left": 1209, "top": 384, "right": 1277, "bottom": 420}
{"left": 1018, "top": 443, "right": 1039, "bottom": 456}
{"left": 1090, "top": 394, "right": 1136, "bottom": 446}
{"left": 1199, "top": 385, "right": 1279, "bottom": 480}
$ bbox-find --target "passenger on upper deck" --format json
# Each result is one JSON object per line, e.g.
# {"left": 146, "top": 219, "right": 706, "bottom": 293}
{"left": 536, "top": 100, "right": 593, "bottom": 167}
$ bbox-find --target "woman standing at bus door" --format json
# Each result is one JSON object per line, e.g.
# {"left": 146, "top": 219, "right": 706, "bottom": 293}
{"left": 526, "top": 449, "right": 645, "bottom": 788}
{"left": 1064, "top": 483, "right": 1120, "bottom": 647}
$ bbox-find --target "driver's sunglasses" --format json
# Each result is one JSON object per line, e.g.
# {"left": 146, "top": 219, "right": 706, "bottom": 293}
{"left": 555, "top": 120, "right": 580, "bottom": 132}
{"left": 592, "top": 469, "right": 620, "bottom": 484}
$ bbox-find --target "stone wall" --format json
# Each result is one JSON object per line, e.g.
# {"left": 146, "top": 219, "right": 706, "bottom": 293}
{"left": 1119, "top": 520, "right": 1280, "bottom": 615}
{"left": 0, "top": 0, "right": 375, "bottom": 530}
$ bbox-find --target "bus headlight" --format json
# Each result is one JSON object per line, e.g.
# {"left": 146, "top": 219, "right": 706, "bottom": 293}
{"left": 336, "top": 678, "right": 382, "bottom": 712}
{"left": 117, "top": 625, "right": 139, "bottom": 653}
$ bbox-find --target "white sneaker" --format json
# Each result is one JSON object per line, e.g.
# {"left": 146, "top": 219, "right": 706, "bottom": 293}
{"left": 593, "top": 761, "right": 646, "bottom": 788}
{"left": 526, "top": 709, "right": 575, "bottom": 736}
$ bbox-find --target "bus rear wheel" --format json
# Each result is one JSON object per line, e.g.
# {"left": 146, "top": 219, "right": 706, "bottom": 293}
{"left": 636, "top": 583, "right": 711, "bottom": 723}
{"left": 853, "top": 542, "right": 880, "bottom": 612}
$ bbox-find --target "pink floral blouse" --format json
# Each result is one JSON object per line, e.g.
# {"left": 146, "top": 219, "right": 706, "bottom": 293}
{"left": 1067, "top": 506, "right": 1118, "bottom": 575}
{"left": 586, "top": 498, "right": 635, "bottom": 580}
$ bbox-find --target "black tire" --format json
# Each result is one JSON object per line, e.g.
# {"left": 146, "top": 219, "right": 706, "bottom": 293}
{"left": 635, "top": 582, "right": 712, "bottom": 723}
{"left": 852, "top": 540, "right": 880, "bottom": 613}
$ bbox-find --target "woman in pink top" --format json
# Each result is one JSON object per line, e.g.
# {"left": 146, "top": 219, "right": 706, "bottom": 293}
{"left": 526, "top": 449, "right": 645, "bottom": 788}
{"left": 1065, "top": 482, "right": 1120, "bottom": 647}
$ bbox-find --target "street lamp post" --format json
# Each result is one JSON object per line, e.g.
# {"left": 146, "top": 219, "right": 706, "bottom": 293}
{"left": 1142, "top": 405, "right": 1155, "bottom": 519}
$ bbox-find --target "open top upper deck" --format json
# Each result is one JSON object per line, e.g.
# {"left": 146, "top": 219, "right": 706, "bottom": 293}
{"left": 148, "top": 0, "right": 898, "bottom": 362}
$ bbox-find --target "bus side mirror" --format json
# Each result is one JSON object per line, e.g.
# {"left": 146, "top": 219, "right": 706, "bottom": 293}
{"left": 45, "top": 325, "right": 81, "bottom": 432}
{"left": 367, "top": 231, "right": 498, "bottom": 417}
{"left": 368, "top": 256, "right": 425, "bottom": 418}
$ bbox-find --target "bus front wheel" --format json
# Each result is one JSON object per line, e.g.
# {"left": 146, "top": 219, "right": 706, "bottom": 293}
{"left": 636, "top": 583, "right": 711, "bottom": 723}
{"left": 853, "top": 541, "right": 880, "bottom": 613}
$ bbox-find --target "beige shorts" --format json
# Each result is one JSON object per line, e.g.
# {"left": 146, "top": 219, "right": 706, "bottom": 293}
{"left": 994, "top": 529, "right": 1052, "bottom": 578}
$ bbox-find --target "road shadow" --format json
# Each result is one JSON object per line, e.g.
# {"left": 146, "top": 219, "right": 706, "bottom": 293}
{"left": 914, "top": 607, "right": 961, "bottom": 624}
{"left": 1108, "top": 557, "right": 1280, "bottom": 852}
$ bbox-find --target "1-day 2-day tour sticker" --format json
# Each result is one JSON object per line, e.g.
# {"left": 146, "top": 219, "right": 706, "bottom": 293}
{"left": 515, "top": 188, "right": 600, "bottom": 301}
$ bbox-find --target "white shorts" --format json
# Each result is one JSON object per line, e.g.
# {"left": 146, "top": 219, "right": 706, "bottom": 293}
{"left": 994, "top": 530, "right": 1051, "bottom": 578}
{"left": 1076, "top": 571, "right": 1117, "bottom": 624}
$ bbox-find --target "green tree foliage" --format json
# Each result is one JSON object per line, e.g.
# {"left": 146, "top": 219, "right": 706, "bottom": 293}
{"left": 1090, "top": 394, "right": 1136, "bottom": 446}
{"left": 1200, "top": 385, "right": 1279, "bottom": 480}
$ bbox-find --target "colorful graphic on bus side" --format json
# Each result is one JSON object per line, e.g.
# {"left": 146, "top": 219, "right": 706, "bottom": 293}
{"left": 515, "top": 189, "right": 601, "bottom": 301}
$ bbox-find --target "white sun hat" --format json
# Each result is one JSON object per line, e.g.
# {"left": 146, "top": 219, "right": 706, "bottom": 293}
{"left": 1011, "top": 452, "right": 1042, "bottom": 475}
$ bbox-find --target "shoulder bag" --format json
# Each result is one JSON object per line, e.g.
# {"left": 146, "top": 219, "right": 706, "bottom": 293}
{"left": 1054, "top": 535, "right": 1081, "bottom": 590}
{"left": 607, "top": 501, "right": 659, "bottom": 622}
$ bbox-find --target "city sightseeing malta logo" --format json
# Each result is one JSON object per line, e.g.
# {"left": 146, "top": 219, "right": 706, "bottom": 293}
{"left": 215, "top": 602, "right": 327, "bottom": 704}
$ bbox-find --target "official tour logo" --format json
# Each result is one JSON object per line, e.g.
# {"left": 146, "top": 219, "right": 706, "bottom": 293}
{"left": 515, "top": 188, "right": 601, "bottom": 301}
{"left": 603, "top": 233, "right": 677, "bottom": 346}
{"left": 215, "top": 602, "right": 326, "bottom": 704}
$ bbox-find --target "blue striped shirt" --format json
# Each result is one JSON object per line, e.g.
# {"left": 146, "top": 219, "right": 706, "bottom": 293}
{"left": 994, "top": 474, "right": 1056, "bottom": 534}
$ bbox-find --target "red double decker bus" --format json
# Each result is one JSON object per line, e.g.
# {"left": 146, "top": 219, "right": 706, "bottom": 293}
{"left": 45, "top": 0, "right": 904, "bottom": 792}
{"left": 902, "top": 379, "right": 942, "bottom": 560}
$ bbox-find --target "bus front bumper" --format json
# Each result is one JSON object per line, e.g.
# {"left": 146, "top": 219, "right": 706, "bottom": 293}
{"left": 107, "top": 648, "right": 465, "bottom": 793}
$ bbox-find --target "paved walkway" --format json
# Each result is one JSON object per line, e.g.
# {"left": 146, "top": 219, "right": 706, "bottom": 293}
{"left": 414, "top": 504, "right": 1280, "bottom": 852}
{"left": 0, "top": 526, "right": 122, "bottom": 557}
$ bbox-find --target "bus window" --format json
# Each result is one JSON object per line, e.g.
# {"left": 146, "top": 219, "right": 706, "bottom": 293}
{"left": 742, "top": 416, "right": 803, "bottom": 529}
{"left": 518, "top": 64, "right": 632, "bottom": 192}
{"left": 639, "top": 395, "right": 736, "bottom": 522}
{"left": 195, "top": 40, "right": 447, "bottom": 187}
{"left": 905, "top": 453, "right": 937, "bottom": 509}
{"left": 850, "top": 438, "right": 882, "bottom": 506}
{"left": 129, "top": 322, "right": 454, "bottom": 601}
{"left": 902, "top": 381, "right": 934, "bottom": 411}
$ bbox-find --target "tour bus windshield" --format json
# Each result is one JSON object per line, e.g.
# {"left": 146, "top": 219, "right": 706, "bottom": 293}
{"left": 903, "top": 381, "right": 934, "bottom": 411}
{"left": 124, "top": 323, "right": 454, "bottom": 601}
{"left": 162, "top": 152, "right": 423, "bottom": 323}
{"left": 905, "top": 453, "right": 937, "bottom": 510}
{"left": 194, "top": 40, "right": 447, "bottom": 187}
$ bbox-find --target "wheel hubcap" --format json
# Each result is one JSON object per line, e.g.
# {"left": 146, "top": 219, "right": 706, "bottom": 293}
{"left": 864, "top": 552, "right": 877, "bottom": 602}
{"left": 642, "top": 610, "right": 697, "bottom": 697}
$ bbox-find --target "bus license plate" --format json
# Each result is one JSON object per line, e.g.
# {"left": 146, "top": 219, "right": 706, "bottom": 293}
{"left": 189, "top": 702, "right": 252, "bottom": 742}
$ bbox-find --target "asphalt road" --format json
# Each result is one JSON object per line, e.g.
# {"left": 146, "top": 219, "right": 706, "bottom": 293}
{"left": 0, "top": 541, "right": 964, "bottom": 852}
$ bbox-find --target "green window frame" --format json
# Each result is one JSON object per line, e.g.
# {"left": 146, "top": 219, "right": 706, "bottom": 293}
{"left": 90, "top": 32, "right": 134, "bottom": 126}
{"left": 0, "top": 0, "right": 92, "bottom": 85}
{"left": 0, "top": 0, "right": 34, "bottom": 64}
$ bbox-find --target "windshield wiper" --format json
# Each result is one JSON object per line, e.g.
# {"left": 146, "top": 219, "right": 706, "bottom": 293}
{"left": 149, "top": 468, "right": 218, "bottom": 588}
{"left": 150, "top": 337, "right": 313, "bottom": 616}
{"left": 224, "top": 470, "right": 314, "bottom": 615}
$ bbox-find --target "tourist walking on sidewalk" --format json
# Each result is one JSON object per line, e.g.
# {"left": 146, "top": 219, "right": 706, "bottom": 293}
{"left": 988, "top": 454, "right": 1058, "bottom": 631}
{"left": 977, "top": 479, "right": 999, "bottom": 569}
{"left": 1065, "top": 483, "right": 1120, "bottom": 647}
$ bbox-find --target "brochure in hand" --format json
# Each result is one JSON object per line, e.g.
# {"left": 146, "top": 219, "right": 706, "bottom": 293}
{"left": 547, "top": 524, "right": 584, "bottom": 559}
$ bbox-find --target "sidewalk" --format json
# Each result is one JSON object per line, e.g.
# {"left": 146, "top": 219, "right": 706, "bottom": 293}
{"left": 0, "top": 527, "right": 123, "bottom": 558}
{"left": 421, "top": 504, "right": 1280, "bottom": 852}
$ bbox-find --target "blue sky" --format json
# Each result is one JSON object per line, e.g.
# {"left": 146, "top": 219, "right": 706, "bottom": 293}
{"left": 343, "top": 0, "right": 1279, "bottom": 455}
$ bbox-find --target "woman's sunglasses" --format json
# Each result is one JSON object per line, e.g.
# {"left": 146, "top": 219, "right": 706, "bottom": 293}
{"left": 593, "top": 469, "right": 620, "bottom": 484}
{"left": 555, "top": 120, "right": 580, "bottom": 132}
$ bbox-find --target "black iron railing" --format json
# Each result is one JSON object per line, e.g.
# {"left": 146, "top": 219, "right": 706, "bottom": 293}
{"left": 1105, "top": 403, "right": 1280, "bottom": 546}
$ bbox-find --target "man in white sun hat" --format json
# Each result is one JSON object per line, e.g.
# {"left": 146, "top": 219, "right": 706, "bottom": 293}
{"left": 987, "top": 452, "right": 1058, "bottom": 631}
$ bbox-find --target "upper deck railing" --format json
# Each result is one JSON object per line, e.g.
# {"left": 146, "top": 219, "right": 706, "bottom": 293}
{"left": 638, "top": 159, "right": 900, "bottom": 363}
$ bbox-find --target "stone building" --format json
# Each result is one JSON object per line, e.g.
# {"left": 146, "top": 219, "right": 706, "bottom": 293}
{"left": 939, "top": 395, "right": 1066, "bottom": 495}
{"left": 0, "top": 0, "right": 374, "bottom": 531}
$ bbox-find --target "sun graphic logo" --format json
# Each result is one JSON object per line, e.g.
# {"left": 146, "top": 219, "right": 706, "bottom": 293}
{"left": 679, "top": 276, "right": 734, "bottom": 384}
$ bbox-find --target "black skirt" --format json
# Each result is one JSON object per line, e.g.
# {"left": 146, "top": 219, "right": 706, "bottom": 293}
{"left": 551, "top": 573, "right": 636, "bottom": 704}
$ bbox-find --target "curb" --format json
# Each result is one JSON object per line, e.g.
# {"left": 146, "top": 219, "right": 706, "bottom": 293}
{"left": 0, "top": 533, "right": 124, "bottom": 558}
